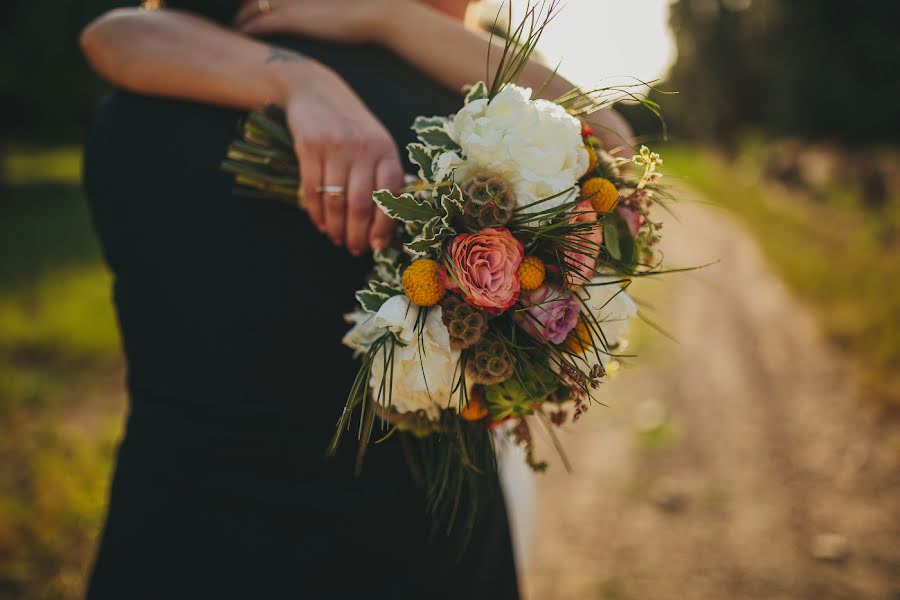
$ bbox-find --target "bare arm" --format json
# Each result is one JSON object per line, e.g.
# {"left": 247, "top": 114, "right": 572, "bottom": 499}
{"left": 80, "top": 8, "right": 301, "bottom": 109}
{"left": 80, "top": 8, "right": 403, "bottom": 255}
{"left": 236, "top": 0, "right": 633, "bottom": 153}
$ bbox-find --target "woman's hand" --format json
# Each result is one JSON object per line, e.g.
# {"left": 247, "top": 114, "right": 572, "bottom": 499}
{"left": 234, "top": 0, "right": 399, "bottom": 43}
{"left": 271, "top": 56, "right": 403, "bottom": 253}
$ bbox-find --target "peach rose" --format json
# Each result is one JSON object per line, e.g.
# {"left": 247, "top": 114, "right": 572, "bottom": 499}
{"left": 440, "top": 227, "right": 524, "bottom": 314}
{"left": 564, "top": 200, "right": 603, "bottom": 286}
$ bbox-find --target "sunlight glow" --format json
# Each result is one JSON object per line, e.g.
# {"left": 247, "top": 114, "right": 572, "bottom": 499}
{"left": 481, "top": 0, "right": 678, "bottom": 89}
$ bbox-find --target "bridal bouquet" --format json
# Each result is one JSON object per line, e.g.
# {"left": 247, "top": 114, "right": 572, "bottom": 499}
{"left": 222, "top": 3, "right": 674, "bottom": 537}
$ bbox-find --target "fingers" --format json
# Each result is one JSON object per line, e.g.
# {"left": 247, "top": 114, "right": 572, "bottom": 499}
{"left": 345, "top": 157, "right": 376, "bottom": 257}
{"left": 237, "top": 13, "right": 283, "bottom": 36}
{"left": 285, "top": 88, "right": 402, "bottom": 253}
{"left": 321, "top": 153, "right": 348, "bottom": 246}
{"left": 369, "top": 153, "right": 404, "bottom": 250}
{"left": 295, "top": 142, "right": 324, "bottom": 232}
{"left": 234, "top": 1, "right": 274, "bottom": 29}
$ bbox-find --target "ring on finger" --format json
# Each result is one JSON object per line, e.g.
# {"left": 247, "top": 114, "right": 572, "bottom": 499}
{"left": 258, "top": 0, "right": 272, "bottom": 14}
{"left": 317, "top": 184, "right": 345, "bottom": 196}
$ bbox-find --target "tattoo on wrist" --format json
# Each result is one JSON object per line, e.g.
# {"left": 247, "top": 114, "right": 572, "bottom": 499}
{"left": 265, "top": 46, "right": 304, "bottom": 64}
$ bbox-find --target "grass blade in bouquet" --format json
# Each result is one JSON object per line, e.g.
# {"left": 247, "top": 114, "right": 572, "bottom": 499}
{"left": 220, "top": 105, "right": 301, "bottom": 205}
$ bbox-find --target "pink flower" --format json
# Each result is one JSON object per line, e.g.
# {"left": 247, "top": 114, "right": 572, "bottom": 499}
{"left": 564, "top": 200, "right": 603, "bottom": 286}
{"left": 618, "top": 206, "right": 643, "bottom": 238}
{"left": 514, "top": 285, "right": 580, "bottom": 344}
{"left": 440, "top": 227, "right": 524, "bottom": 314}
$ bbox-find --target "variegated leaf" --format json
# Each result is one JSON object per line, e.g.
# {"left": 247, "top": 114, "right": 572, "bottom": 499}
{"left": 464, "top": 81, "right": 488, "bottom": 104}
{"left": 372, "top": 189, "right": 437, "bottom": 224}
{"left": 356, "top": 289, "right": 389, "bottom": 313}
{"left": 439, "top": 184, "right": 464, "bottom": 218}
{"left": 403, "top": 215, "right": 453, "bottom": 256}
{"left": 407, "top": 143, "right": 435, "bottom": 182}
{"left": 369, "top": 280, "right": 403, "bottom": 296}
{"left": 412, "top": 115, "right": 449, "bottom": 133}
{"left": 416, "top": 127, "right": 461, "bottom": 152}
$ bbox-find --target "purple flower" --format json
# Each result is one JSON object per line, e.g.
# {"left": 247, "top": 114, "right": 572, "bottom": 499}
{"left": 514, "top": 285, "right": 580, "bottom": 345}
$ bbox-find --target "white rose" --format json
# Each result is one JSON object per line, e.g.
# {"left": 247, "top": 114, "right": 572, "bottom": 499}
{"left": 442, "top": 84, "right": 588, "bottom": 217}
{"left": 346, "top": 295, "right": 465, "bottom": 419}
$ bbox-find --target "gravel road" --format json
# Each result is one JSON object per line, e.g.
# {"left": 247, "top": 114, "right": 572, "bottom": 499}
{"left": 521, "top": 202, "right": 900, "bottom": 600}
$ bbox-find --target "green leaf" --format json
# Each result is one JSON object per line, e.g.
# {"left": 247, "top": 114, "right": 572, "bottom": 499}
{"left": 369, "top": 280, "right": 403, "bottom": 297}
{"left": 412, "top": 115, "right": 449, "bottom": 133}
{"left": 407, "top": 143, "right": 435, "bottom": 182}
{"left": 464, "top": 81, "right": 488, "bottom": 104}
{"left": 356, "top": 289, "right": 389, "bottom": 313}
{"left": 372, "top": 189, "right": 438, "bottom": 224}
{"left": 603, "top": 218, "right": 622, "bottom": 260}
{"left": 439, "top": 184, "right": 464, "bottom": 217}
{"left": 404, "top": 215, "right": 453, "bottom": 256}
{"left": 416, "top": 127, "right": 461, "bottom": 152}
{"left": 373, "top": 248, "right": 404, "bottom": 285}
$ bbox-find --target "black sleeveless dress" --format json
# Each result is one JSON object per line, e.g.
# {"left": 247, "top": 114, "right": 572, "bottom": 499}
{"left": 82, "top": 21, "right": 520, "bottom": 600}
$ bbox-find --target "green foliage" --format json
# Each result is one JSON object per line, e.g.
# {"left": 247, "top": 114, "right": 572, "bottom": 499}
{"left": 664, "top": 143, "right": 900, "bottom": 409}
{"left": 657, "top": 0, "right": 900, "bottom": 143}
{"left": 0, "top": 151, "right": 123, "bottom": 599}
{"left": 407, "top": 143, "right": 436, "bottom": 182}
{"left": 372, "top": 190, "right": 438, "bottom": 224}
{"left": 483, "top": 364, "right": 559, "bottom": 420}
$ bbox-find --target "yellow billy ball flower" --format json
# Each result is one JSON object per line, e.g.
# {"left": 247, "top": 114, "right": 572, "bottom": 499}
{"left": 517, "top": 256, "right": 545, "bottom": 291}
{"left": 581, "top": 177, "right": 619, "bottom": 213}
{"left": 402, "top": 259, "right": 446, "bottom": 307}
{"left": 563, "top": 316, "right": 593, "bottom": 354}
{"left": 585, "top": 145, "right": 598, "bottom": 175}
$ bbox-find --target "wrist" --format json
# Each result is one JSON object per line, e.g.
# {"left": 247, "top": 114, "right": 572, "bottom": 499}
{"left": 265, "top": 51, "right": 334, "bottom": 107}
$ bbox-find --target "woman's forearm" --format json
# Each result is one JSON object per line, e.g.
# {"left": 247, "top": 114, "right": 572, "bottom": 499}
{"left": 374, "top": 3, "right": 632, "bottom": 152}
{"left": 80, "top": 8, "right": 320, "bottom": 110}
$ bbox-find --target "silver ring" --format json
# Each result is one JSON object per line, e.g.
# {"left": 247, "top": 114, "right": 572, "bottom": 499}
{"left": 316, "top": 185, "right": 345, "bottom": 196}
{"left": 258, "top": 0, "right": 272, "bottom": 14}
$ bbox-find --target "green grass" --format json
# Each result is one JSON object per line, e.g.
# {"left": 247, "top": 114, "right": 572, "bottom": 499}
{"left": 1, "top": 149, "right": 124, "bottom": 599}
{"left": 661, "top": 144, "right": 900, "bottom": 411}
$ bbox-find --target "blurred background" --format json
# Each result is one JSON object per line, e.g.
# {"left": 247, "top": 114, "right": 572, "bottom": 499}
{"left": 1, "top": 1, "right": 898, "bottom": 598}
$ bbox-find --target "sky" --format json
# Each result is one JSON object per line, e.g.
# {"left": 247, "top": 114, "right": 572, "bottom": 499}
{"left": 480, "top": 0, "right": 678, "bottom": 90}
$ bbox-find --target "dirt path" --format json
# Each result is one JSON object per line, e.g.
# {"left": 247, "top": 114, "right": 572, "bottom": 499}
{"left": 521, "top": 201, "right": 900, "bottom": 600}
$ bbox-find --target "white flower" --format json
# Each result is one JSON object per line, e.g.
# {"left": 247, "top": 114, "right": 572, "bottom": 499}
{"left": 344, "top": 295, "right": 465, "bottom": 419}
{"left": 440, "top": 84, "right": 588, "bottom": 217}
{"left": 583, "top": 276, "right": 637, "bottom": 352}
{"left": 342, "top": 310, "right": 384, "bottom": 356}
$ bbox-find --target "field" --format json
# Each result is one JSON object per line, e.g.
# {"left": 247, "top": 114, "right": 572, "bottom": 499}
{"left": 0, "top": 149, "right": 124, "bottom": 598}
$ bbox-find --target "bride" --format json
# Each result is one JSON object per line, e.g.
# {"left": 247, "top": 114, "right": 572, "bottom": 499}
{"left": 79, "top": 1, "right": 631, "bottom": 597}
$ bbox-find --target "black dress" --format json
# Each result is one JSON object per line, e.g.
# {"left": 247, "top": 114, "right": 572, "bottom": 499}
{"left": 82, "top": 21, "right": 520, "bottom": 600}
